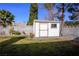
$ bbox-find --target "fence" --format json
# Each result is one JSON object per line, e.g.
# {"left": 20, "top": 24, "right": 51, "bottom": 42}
{"left": 0, "top": 25, "right": 79, "bottom": 37}
{"left": 0, "top": 26, "right": 10, "bottom": 35}
{"left": 0, "top": 25, "right": 33, "bottom": 36}
{"left": 25, "top": 26, "right": 79, "bottom": 37}
{"left": 62, "top": 27, "right": 79, "bottom": 37}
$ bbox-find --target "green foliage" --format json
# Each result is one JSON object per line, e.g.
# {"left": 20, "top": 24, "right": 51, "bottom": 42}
{"left": 0, "top": 9, "right": 15, "bottom": 27}
{"left": 56, "top": 3, "right": 70, "bottom": 21}
{"left": 65, "top": 21, "right": 74, "bottom": 27}
{"left": 27, "top": 3, "right": 38, "bottom": 25}
{"left": 9, "top": 28, "right": 14, "bottom": 34}
{"left": 65, "top": 21, "right": 79, "bottom": 27}
{"left": 44, "top": 3, "right": 55, "bottom": 10}
{"left": 29, "top": 33, "right": 34, "bottom": 38}
{"left": 9, "top": 29, "right": 21, "bottom": 35}
{"left": 67, "top": 4, "right": 79, "bottom": 20}
{"left": 0, "top": 37, "right": 79, "bottom": 55}
{"left": 75, "top": 21, "right": 79, "bottom": 26}
{"left": 44, "top": 3, "right": 55, "bottom": 20}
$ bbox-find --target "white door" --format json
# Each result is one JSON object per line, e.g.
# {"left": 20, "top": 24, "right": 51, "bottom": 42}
{"left": 39, "top": 23, "right": 48, "bottom": 37}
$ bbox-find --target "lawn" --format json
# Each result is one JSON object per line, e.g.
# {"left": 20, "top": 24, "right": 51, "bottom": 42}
{"left": 0, "top": 36, "right": 79, "bottom": 56}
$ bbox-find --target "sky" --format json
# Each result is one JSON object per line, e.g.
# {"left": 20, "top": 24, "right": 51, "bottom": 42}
{"left": 0, "top": 3, "right": 70, "bottom": 23}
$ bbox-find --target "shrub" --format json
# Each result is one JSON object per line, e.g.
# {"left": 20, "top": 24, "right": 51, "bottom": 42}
{"left": 65, "top": 21, "right": 79, "bottom": 27}
{"left": 14, "top": 31, "right": 21, "bottom": 35}
{"left": 9, "top": 29, "right": 21, "bottom": 35}
{"left": 9, "top": 28, "right": 15, "bottom": 34}
{"left": 29, "top": 33, "right": 34, "bottom": 38}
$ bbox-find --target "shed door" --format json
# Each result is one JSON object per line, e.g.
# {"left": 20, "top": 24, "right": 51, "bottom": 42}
{"left": 39, "top": 23, "right": 48, "bottom": 37}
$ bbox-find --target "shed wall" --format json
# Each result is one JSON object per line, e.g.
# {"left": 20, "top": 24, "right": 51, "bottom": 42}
{"left": 48, "top": 23, "right": 60, "bottom": 37}
{"left": 33, "top": 22, "right": 60, "bottom": 37}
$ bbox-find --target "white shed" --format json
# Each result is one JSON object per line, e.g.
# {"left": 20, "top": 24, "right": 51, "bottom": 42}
{"left": 33, "top": 20, "right": 60, "bottom": 37}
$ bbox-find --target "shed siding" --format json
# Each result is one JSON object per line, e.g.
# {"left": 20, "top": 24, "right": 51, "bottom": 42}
{"left": 48, "top": 23, "right": 60, "bottom": 36}
{"left": 33, "top": 21, "right": 60, "bottom": 37}
{"left": 40, "top": 23, "right": 48, "bottom": 30}
{"left": 34, "top": 22, "right": 39, "bottom": 37}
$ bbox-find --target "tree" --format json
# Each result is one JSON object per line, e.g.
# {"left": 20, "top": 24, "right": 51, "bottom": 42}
{"left": 65, "top": 21, "right": 74, "bottom": 27}
{"left": 27, "top": 3, "right": 38, "bottom": 25}
{"left": 56, "top": 3, "right": 71, "bottom": 36}
{"left": 44, "top": 3, "right": 55, "bottom": 20}
{"left": 65, "top": 21, "right": 79, "bottom": 27}
{"left": 55, "top": 3, "right": 65, "bottom": 36}
{"left": 60, "top": 3, "right": 65, "bottom": 36}
{"left": 56, "top": 3, "right": 79, "bottom": 35}
{"left": 67, "top": 3, "right": 79, "bottom": 21}
{"left": 0, "top": 10, "right": 15, "bottom": 35}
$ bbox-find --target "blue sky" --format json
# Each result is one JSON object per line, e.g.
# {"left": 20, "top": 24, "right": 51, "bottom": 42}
{"left": 0, "top": 3, "right": 70, "bottom": 23}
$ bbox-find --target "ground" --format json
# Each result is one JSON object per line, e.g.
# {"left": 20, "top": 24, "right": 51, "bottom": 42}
{"left": 0, "top": 36, "right": 79, "bottom": 56}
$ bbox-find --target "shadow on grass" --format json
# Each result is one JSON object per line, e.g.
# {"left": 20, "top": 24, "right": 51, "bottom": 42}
{"left": 73, "top": 37, "right": 79, "bottom": 41}
{"left": 1, "top": 39, "right": 79, "bottom": 56}
{"left": 0, "top": 36, "right": 25, "bottom": 47}
{"left": 0, "top": 36, "right": 26, "bottom": 56}
{"left": 71, "top": 37, "right": 79, "bottom": 47}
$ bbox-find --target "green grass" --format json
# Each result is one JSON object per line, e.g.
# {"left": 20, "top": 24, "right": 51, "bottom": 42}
{"left": 13, "top": 37, "right": 66, "bottom": 44}
{"left": 0, "top": 36, "right": 79, "bottom": 56}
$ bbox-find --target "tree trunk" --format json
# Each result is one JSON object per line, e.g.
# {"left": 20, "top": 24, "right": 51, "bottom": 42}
{"left": 60, "top": 3, "right": 64, "bottom": 36}
{"left": 50, "top": 9, "right": 54, "bottom": 20}
{"left": 50, "top": 4, "right": 54, "bottom": 20}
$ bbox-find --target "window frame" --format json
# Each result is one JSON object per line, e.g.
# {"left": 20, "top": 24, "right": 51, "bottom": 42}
{"left": 51, "top": 24, "right": 57, "bottom": 28}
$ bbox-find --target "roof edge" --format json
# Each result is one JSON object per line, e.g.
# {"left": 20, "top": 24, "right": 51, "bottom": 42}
{"left": 34, "top": 20, "right": 61, "bottom": 23}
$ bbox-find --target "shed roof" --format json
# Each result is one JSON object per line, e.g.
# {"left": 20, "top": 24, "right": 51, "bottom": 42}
{"left": 34, "top": 20, "right": 61, "bottom": 23}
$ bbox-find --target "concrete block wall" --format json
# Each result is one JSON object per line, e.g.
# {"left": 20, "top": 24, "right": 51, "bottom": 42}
{"left": 62, "top": 27, "right": 79, "bottom": 37}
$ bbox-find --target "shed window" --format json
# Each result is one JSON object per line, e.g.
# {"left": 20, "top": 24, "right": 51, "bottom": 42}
{"left": 51, "top": 24, "right": 57, "bottom": 28}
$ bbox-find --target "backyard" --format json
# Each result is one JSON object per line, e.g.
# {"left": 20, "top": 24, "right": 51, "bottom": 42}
{"left": 0, "top": 36, "right": 79, "bottom": 56}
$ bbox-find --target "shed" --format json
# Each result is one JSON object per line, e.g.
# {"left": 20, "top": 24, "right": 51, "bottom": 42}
{"left": 33, "top": 20, "right": 60, "bottom": 37}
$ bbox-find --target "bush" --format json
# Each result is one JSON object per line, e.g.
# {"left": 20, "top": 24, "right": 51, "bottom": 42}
{"left": 9, "top": 29, "right": 21, "bottom": 35}
{"left": 65, "top": 21, "right": 79, "bottom": 27}
{"left": 29, "top": 33, "right": 34, "bottom": 38}
{"left": 14, "top": 31, "right": 21, "bottom": 35}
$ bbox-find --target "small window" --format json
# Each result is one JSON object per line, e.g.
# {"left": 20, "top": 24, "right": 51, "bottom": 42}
{"left": 51, "top": 24, "right": 57, "bottom": 28}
